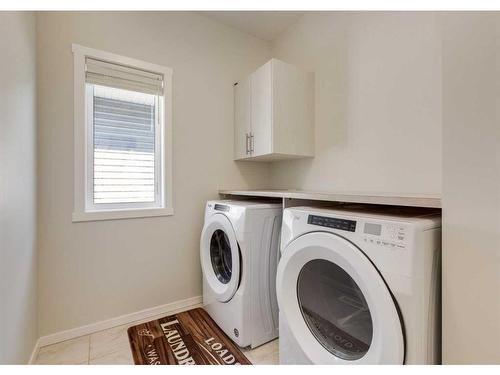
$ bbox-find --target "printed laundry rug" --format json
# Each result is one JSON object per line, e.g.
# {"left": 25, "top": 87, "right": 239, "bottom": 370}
{"left": 127, "top": 307, "right": 251, "bottom": 365}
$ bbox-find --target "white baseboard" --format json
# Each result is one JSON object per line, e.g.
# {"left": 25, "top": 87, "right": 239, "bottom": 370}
{"left": 37, "top": 295, "right": 202, "bottom": 349}
{"left": 28, "top": 338, "right": 41, "bottom": 365}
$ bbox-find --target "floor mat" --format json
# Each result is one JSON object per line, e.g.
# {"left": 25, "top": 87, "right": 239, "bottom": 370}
{"left": 127, "top": 307, "right": 251, "bottom": 365}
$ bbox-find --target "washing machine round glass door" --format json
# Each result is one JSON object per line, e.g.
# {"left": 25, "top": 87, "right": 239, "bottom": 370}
{"left": 277, "top": 232, "right": 404, "bottom": 364}
{"left": 200, "top": 213, "right": 240, "bottom": 302}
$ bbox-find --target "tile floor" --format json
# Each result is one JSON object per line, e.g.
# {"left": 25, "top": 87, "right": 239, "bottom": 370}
{"left": 33, "top": 312, "right": 279, "bottom": 365}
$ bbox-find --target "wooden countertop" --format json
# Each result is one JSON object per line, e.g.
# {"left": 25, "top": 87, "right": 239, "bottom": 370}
{"left": 219, "top": 189, "right": 441, "bottom": 208}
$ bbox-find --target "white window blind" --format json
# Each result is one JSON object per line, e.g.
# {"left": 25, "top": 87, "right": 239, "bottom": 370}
{"left": 85, "top": 58, "right": 164, "bottom": 207}
{"left": 85, "top": 57, "right": 163, "bottom": 95}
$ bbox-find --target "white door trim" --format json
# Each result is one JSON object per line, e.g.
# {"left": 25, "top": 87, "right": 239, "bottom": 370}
{"left": 28, "top": 339, "right": 41, "bottom": 365}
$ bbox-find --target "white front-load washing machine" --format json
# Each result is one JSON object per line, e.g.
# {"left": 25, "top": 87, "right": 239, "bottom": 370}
{"left": 200, "top": 200, "right": 282, "bottom": 348}
{"left": 277, "top": 205, "right": 441, "bottom": 365}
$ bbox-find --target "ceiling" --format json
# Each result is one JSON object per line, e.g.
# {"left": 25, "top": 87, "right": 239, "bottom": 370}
{"left": 202, "top": 12, "right": 304, "bottom": 41}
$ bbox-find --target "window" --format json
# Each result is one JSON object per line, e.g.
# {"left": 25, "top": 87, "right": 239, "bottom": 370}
{"left": 72, "top": 45, "right": 173, "bottom": 221}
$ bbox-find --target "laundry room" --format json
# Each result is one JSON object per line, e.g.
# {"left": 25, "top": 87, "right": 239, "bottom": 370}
{"left": 1, "top": 0, "right": 499, "bottom": 371}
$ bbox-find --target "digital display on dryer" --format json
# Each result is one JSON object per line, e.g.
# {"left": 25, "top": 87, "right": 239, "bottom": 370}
{"left": 364, "top": 223, "right": 382, "bottom": 236}
{"left": 307, "top": 215, "right": 357, "bottom": 232}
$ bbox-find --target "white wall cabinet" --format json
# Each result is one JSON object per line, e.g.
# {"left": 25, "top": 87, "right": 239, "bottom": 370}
{"left": 234, "top": 58, "right": 314, "bottom": 161}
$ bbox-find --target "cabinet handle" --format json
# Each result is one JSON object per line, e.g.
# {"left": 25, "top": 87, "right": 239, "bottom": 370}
{"left": 245, "top": 133, "right": 250, "bottom": 154}
{"left": 250, "top": 133, "right": 254, "bottom": 152}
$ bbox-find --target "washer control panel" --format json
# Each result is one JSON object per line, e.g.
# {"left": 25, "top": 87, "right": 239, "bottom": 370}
{"left": 362, "top": 222, "right": 408, "bottom": 249}
{"left": 214, "top": 204, "right": 230, "bottom": 212}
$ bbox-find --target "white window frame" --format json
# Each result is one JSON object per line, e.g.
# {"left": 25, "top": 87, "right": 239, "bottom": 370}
{"left": 72, "top": 44, "right": 173, "bottom": 222}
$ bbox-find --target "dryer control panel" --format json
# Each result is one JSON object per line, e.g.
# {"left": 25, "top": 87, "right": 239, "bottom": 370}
{"left": 306, "top": 214, "right": 408, "bottom": 248}
{"left": 362, "top": 222, "right": 408, "bottom": 249}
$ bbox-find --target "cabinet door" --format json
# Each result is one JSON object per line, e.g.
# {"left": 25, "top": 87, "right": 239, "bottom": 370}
{"left": 234, "top": 77, "right": 251, "bottom": 160}
{"left": 272, "top": 59, "right": 314, "bottom": 157}
{"left": 251, "top": 61, "right": 273, "bottom": 157}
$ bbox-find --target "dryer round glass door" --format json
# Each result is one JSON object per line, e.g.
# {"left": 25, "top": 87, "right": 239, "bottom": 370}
{"left": 277, "top": 232, "right": 404, "bottom": 364}
{"left": 298, "top": 259, "right": 373, "bottom": 360}
{"left": 200, "top": 213, "right": 240, "bottom": 302}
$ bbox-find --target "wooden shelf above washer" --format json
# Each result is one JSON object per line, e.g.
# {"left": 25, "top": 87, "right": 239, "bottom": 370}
{"left": 219, "top": 189, "right": 441, "bottom": 209}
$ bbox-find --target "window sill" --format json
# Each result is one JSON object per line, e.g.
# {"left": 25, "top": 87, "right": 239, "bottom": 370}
{"left": 72, "top": 207, "right": 174, "bottom": 222}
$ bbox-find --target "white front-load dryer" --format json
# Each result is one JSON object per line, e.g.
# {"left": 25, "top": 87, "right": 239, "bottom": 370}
{"left": 200, "top": 200, "right": 282, "bottom": 348}
{"left": 277, "top": 206, "right": 441, "bottom": 365}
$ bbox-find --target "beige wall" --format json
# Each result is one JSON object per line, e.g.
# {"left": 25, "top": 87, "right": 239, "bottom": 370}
{"left": 441, "top": 13, "right": 500, "bottom": 364}
{"left": 270, "top": 12, "right": 500, "bottom": 363}
{"left": 36, "top": 12, "right": 271, "bottom": 336}
{"left": 0, "top": 12, "right": 38, "bottom": 364}
{"left": 269, "top": 12, "right": 442, "bottom": 195}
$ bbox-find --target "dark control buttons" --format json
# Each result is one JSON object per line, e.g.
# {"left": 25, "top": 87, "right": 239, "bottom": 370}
{"left": 307, "top": 215, "right": 357, "bottom": 232}
{"left": 214, "top": 204, "right": 230, "bottom": 212}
